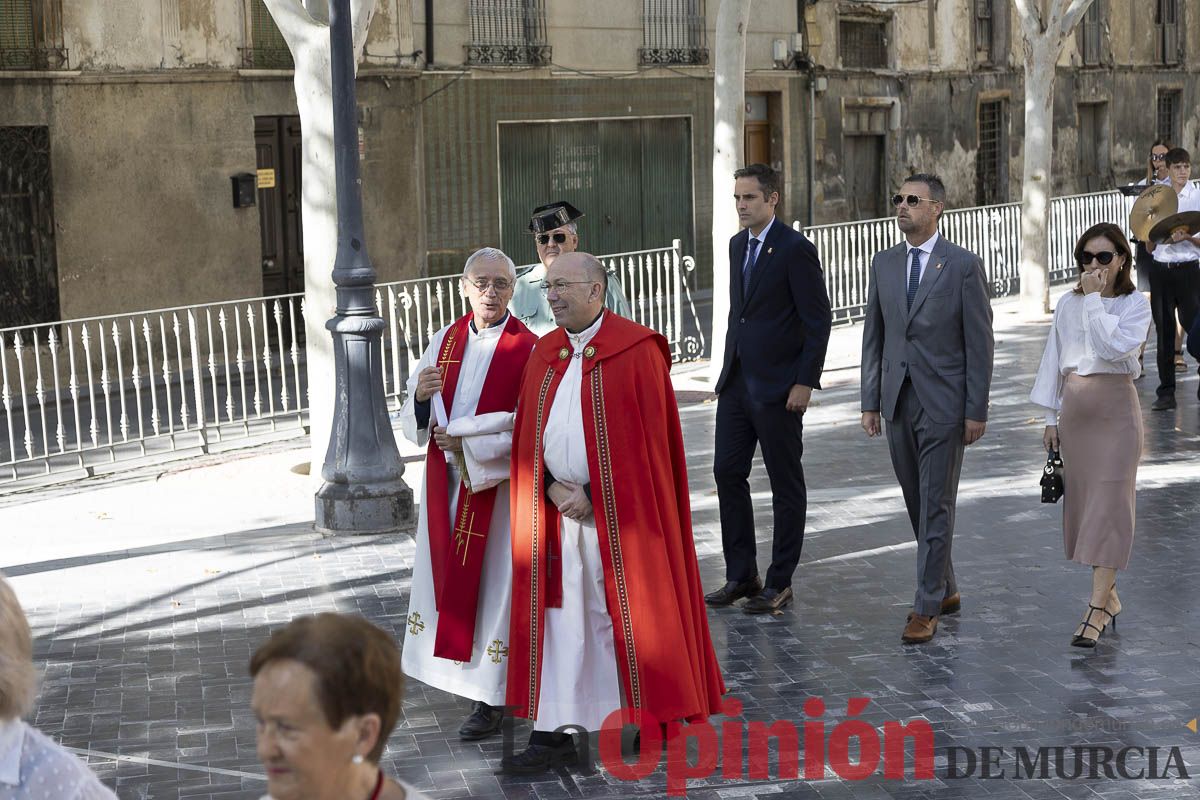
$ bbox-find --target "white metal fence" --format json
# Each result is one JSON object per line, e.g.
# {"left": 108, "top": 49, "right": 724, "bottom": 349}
{"left": 0, "top": 241, "right": 703, "bottom": 486}
{"left": 799, "top": 187, "right": 1141, "bottom": 322}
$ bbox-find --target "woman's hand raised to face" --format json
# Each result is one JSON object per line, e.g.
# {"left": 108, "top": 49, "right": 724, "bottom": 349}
{"left": 1080, "top": 268, "right": 1107, "bottom": 295}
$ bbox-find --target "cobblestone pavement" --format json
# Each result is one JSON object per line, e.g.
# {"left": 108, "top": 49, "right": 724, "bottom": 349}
{"left": 4, "top": 298, "right": 1200, "bottom": 800}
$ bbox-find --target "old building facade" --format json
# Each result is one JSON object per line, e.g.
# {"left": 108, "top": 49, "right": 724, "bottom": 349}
{"left": 1, "top": 0, "right": 1196, "bottom": 326}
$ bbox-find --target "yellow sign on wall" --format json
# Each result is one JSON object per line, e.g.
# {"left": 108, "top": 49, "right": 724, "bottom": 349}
{"left": 256, "top": 168, "right": 276, "bottom": 189}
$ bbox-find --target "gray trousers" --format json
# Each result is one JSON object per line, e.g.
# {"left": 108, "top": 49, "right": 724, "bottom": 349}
{"left": 885, "top": 380, "right": 963, "bottom": 617}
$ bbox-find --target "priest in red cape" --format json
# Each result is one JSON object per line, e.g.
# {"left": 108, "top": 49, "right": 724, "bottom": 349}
{"left": 503, "top": 252, "right": 725, "bottom": 774}
{"left": 398, "top": 247, "right": 537, "bottom": 743}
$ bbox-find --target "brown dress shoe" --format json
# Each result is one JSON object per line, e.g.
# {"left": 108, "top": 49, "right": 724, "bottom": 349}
{"left": 940, "top": 593, "right": 961, "bottom": 615}
{"left": 902, "top": 614, "right": 938, "bottom": 644}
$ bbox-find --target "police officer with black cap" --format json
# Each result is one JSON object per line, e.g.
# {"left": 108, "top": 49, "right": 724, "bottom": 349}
{"left": 510, "top": 201, "right": 631, "bottom": 334}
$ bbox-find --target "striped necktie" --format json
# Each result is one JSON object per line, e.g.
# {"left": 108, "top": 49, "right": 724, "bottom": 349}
{"left": 906, "top": 247, "right": 922, "bottom": 311}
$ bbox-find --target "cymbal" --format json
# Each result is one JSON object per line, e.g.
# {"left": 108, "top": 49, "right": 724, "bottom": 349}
{"left": 1148, "top": 211, "right": 1200, "bottom": 245}
{"left": 1129, "top": 184, "right": 1177, "bottom": 242}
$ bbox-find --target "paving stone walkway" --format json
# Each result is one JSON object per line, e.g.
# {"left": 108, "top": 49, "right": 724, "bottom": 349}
{"left": 4, "top": 295, "right": 1200, "bottom": 799}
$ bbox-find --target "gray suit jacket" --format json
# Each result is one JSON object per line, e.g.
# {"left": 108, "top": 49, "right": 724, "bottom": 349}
{"left": 860, "top": 235, "right": 994, "bottom": 425}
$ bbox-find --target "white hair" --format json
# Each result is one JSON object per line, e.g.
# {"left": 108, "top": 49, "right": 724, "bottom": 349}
{"left": 462, "top": 247, "right": 517, "bottom": 281}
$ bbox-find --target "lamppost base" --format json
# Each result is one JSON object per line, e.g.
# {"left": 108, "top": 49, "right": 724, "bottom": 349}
{"left": 314, "top": 480, "right": 415, "bottom": 535}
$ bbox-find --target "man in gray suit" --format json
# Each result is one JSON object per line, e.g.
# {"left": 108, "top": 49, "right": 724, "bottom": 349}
{"left": 860, "top": 173, "right": 994, "bottom": 644}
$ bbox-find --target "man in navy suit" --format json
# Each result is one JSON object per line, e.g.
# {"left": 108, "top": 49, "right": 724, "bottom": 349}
{"left": 705, "top": 163, "right": 832, "bottom": 614}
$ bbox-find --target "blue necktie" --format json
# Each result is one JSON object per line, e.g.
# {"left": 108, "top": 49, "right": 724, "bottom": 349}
{"left": 906, "top": 248, "right": 922, "bottom": 311}
{"left": 742, "top": 238, "right": 760, "bottom": 295}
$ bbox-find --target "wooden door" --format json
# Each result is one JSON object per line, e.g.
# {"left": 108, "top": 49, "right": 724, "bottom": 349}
{"left": 845, "top": 135, "right": 885, "bottom": 221}
{"left": 255, "top": 115, "right": 304, "bottom": 296}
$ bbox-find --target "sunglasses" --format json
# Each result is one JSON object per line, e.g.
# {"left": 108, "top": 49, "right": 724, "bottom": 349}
{"left": 1078, "top": 251, "right": 1117, "bottom": 266}
{"left": 891, "top": 194, "right": 940, "bottom": 208}
{"left": 535, "top": 232, "right": 569, "bottom": 246}
{"left": 1150, "top": 154, "right": 1167, "bottom": 162}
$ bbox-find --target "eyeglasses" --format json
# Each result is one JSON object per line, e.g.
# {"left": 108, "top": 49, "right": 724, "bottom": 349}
{"left": 464, "top": 277, "right": 513, "bottom": 292}
{"left": 1150, "top": 153, "right": 1167, "bottom": 162}
{"left": 538, "top": 280, "right": 595, "bottom": 295}
{"left": 891, "top": 194, "right": 940, "bottom": 208}
{"left": 1078, "top": 251, "right": 1117, "bottom": 266}
{"left": 535, "top": 232, "right": 569, "bottom": 246}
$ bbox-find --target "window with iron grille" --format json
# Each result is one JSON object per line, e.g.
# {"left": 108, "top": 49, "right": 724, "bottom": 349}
{"left": 974, "top": 0, "right": 994, "bottom": 63}
{"left": 1156, "top": 0, "right": 1180, "bottom": 65}
{"left": 1079, "top": 1, "right": 1102, "bottom": 66}
{"left": 467, "top": 0, "right": 550, "bottom": 66}
{"left": 839, "top": 18, "right": 887, "bottom": 70}
{"left": 976, "top": 100, "right": 1006, "bottom": 206}
{"left": 640, "top": 0, "right": 708, "bottom": 66}
{"left": 0, "top": 0, "right": 67, "bottom": 70}
{"left": 243, "top": 0, "right": 293, "bottom": 69}
{"left": 1157, "top": 90, "right": 1180, "bottom": 146}
{"left": 0, "top": 127, "right": 60, "bottom": 327}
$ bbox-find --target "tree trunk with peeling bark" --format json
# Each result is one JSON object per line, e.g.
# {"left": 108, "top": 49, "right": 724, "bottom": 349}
{"left": 1013, "top": 0, "right": 1095, "bottom": 316}
{"left": 709, "top": 0, "right": 752, "bottom": 381}
{"left": 261, "top": 0, "right": 376, "bottom": 481}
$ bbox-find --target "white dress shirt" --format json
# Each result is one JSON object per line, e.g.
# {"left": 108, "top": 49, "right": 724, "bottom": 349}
{"left": 1153, "top": 181, "right": 1200, "bottom": 263}
{"left": 1029, "top": 290, "right": 1152, "bottom": 425}
{"left": 0, "top": 719, "right": 117, "bottom": 800}
{"left": 905, "top": 232, "right": 941, "bottom": 284}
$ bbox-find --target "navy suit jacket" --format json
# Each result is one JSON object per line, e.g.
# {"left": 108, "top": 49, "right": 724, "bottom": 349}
{"left": 715, "top": 219, "right": 832, "bottom": 403}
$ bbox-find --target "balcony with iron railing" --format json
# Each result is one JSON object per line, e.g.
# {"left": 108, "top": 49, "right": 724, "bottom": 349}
{"left": 639, "top": 0, "right": 708, "bottom": 65}
{"left": 0, "top": 0, "right": 68, "bottom": 70}
{"left": 466, "top": 0, "right": 551, "bottom": 66}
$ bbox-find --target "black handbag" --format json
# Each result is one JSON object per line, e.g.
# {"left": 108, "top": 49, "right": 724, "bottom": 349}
{"left": 1040, "top": 448, "right": 1064, "bottom": 503}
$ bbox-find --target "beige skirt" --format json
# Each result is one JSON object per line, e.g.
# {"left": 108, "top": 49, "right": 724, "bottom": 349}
{"left": 1057, "top": 373, "right": 1143, "bottom": 570}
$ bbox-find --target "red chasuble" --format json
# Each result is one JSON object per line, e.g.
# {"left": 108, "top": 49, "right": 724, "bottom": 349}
{"left": 506, "top": 312, "right": 725, "bottom": 724}
{"left": 424, "top": 312, "right": 536, "bottom": 662}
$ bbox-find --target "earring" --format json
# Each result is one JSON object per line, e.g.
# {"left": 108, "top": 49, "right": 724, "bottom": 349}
{"left": 352, "top": 754, "right": 364, "bottom": 765}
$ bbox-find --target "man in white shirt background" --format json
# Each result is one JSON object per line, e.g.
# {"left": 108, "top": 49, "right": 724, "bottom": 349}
{"left": 1146, "top": 148, "right": 1200, "bottom": 411}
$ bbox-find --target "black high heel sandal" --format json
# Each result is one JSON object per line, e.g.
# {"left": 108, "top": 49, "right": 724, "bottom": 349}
{"left": 1071, "top": 605, "right": 1113, "bottom": 648}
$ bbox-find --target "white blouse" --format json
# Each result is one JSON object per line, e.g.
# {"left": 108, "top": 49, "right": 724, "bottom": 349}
{"left": 0, "top": 719, "right": 117, "bottom": 800}
{"left": 1030, "top": 290, "right": 1151, "bottom": 425}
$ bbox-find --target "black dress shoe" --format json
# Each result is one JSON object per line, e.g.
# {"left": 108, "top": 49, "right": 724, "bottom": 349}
{"left": 1151, "top": 395, "right": 1176, "bottom": 411}
{"left": 499, "top": 741, "right": 578, "bottom": 774}
{"left": 742, "top": 587, "right": 793, "bottom": 614}
{"left": 458, "top": 701, "right": 503, "bottom": 741}
{"left": 705, "top": 576, "right": 763, "bottom": 607}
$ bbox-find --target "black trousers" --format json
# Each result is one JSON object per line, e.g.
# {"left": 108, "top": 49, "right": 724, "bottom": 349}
{"left": 1148, "top": 260, "right": 1200, "bottom": 398}
{"left": 713, "top": 364, "right": 807, "bottom": 591}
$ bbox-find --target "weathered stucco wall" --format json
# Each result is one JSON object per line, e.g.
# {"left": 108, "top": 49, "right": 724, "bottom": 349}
{"left": 62, "top": 0, "right": 411, "bottom": 71}
{"left": 0, "top": 73, "right": 424, "bottom": 320}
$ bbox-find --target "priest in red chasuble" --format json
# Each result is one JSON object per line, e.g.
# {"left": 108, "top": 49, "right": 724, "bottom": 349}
{"left": 503, "top": 252, "right": 725, "bottom": 773}
{"left": 399, "top": 247, "right": 537, "bottom": 742}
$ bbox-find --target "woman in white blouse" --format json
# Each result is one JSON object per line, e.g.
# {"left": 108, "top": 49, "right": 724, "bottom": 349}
{"left": 1030, "top": 223, "right": 1151, "bottom": 648}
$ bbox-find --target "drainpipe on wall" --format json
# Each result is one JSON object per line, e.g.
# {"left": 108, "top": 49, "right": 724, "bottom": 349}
{"left": 799, "top": 0, "right": 815, "bottom": 227}
{"left": 424, "top": 0, "right": 434, "bottom": 66}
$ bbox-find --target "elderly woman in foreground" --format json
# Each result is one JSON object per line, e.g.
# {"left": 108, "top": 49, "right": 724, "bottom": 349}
{"left": 0, "top": 574, "right": 118, "bottom": 799}
{"left": 1030, "top": 223, "right": 1151, "bottom": 649}
{"left": 251, "top": 612, "right": 429, "bottom": 800}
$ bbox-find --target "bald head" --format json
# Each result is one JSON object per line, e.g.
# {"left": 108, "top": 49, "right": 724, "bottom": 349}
{"left": 545, "top": 252, "right": 607, "bottom": 332}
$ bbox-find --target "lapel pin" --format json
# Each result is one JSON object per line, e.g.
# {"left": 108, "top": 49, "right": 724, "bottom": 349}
{"left": 936, "top": 262, "right": 943, "bottom": 270}
{"left": 767, "top": 247, "right": 773, "bottom": 255}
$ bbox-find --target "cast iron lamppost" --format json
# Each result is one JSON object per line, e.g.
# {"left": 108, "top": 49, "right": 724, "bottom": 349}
{"left": 315, "top": 0, "right": 413, "bottom": 532}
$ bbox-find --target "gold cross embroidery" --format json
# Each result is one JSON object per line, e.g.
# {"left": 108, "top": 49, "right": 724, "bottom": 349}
{"left": 407, "top": 612, "right": 425, "bottom": 636}
{"left": 454, "top": 510, "right": 484, "bottom": 565}
{"left": 487, "top": 639, "right": 509, "bottom": 664}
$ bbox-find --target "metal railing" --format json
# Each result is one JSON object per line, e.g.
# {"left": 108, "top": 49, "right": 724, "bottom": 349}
{"left": 798, "top": 187, "right": 1142, "bottom": 323}
{"left": 0, "top": 242, "right": 703, "bottom": 486}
